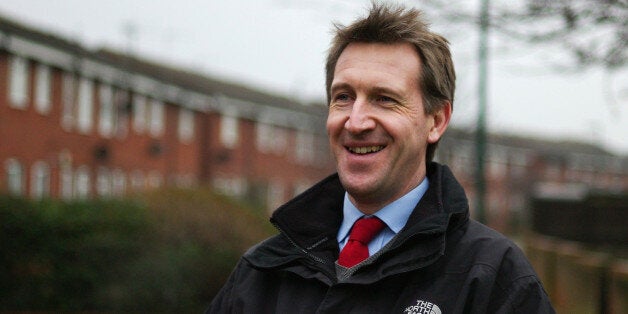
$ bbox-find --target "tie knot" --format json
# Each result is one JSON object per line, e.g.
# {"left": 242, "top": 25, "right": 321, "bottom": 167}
{"left": 349, "top": 216, "right": 386, "bottom": 244}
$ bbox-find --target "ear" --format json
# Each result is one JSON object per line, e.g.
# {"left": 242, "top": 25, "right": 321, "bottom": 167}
{"left": 427, "top": 101, "right": 452, "bottom": 144}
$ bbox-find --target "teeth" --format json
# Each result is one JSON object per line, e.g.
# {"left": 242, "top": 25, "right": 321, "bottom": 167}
{"left": 348, "top": 146, "right": 384, "bottom": 154}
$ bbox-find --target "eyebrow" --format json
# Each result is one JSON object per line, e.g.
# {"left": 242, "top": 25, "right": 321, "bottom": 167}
{"left": 330, "top": 82, "right": 352, "bottom": 95}
{"left": 330, "top": 82, "right": 403, "bottom": 98}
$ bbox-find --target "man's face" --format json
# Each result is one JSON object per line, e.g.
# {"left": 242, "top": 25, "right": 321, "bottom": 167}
{"left": 327, "top": 42, "right": 446, "bottom": 213}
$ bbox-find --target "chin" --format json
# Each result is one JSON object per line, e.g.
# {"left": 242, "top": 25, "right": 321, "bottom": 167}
{"left": 339, "top": 175, "right": 378, "bottom": 197}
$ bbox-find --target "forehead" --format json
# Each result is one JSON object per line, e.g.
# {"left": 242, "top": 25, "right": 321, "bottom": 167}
{"left": 333, "top": 42, "right": 422, "bottom": 88}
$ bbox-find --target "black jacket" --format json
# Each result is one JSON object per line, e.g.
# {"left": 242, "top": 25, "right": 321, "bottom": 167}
{"left": 208, "top": 163, "right": 554, "bottom": 313}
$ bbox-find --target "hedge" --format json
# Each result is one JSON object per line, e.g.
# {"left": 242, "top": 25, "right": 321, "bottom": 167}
{"left": 0, "top": 187, "right": 275, "bottom": 312}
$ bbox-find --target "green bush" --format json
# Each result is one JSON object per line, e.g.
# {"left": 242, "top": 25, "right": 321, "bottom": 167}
{"left": 0, "top": 196, "right": 147, "bottom": 310}
{"left": 0, "top": 187, "right": 274, "bottom": 312}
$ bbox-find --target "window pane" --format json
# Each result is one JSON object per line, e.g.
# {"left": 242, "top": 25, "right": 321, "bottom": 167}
{"left": 74, "top": 166, "right": 91, "bottom": 198}
{"left": 77, "top": 78, "right": 94, "bottom": 134}
{"left": 220, "top": 115, "right": 238, "bottom": 148}
{"left": 5, "top": 158, "right": 24, "bottom": 196}
{"left": 8, "top": 56, "right": 29, "bottom": 109}
{"left": 114, "top": 89, "right": 129, "bottom": 138}
{"left": 133, "top": 94, "right": 147, "bottom": 134}
{"left": 149, "top": 99, "right": 164, "bottom": 137}
{"left": 112, "top": 169, "right": 126, "bottom": 196}
{"left": 30, "top": 161, "right": 50, "bottom": 199}
{"left": 96, "top": 166, "right": 111, "bottom": 197}
{"left": 178, "top": 108, "right": 195, "bottom": 142}
{"left": 35, "top": 64, "right": 51, "bottom": 114}
{"left": 61, "top": 73, "right": 77, "bottom": 131}
{"left": 60, "top": 164, "right": 73, "bottom": 200}
{"left": 98, "top": 85, "right": 114, "bottom": 137}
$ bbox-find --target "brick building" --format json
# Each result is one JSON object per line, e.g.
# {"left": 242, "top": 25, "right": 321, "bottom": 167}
{"left": 0, "top": 15, "right": 334, "bottom": 210}
{"left": 437, "top": 129, "right": 628, "bottom": 232}
{"left": 1, "top": 15, "right": 626, "bottom": 224}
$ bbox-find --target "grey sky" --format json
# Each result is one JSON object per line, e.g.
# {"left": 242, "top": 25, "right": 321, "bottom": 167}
{"left": 0, "top": 0, "right": 626, "bottom": 154}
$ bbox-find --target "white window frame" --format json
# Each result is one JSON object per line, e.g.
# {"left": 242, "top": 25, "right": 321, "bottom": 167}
{"left": 96, "top": 166, "right": 112, "bottom": 197}
{"left": 8, "top": 55, "right": 29, "bottom": 109}
{"left": 112, "top": 169, "right": 126, "bottom": 196}
{"left": 61, "top": 73, "right": 77, "bottom": 131}
{"left": 130, "top": 170, "right": 145, "bottom": 190}
{"left": 147, "top": 170, "right": 163, "bottom": 188}
{"left": 98, "top": 84, "right": 115, "bottom": 138}
{"left": 178, "top": 108, "right": 195, "bottom": 143}
{"left": 256, "top": 121, "right": 286, "bottom": 155}
{"left": 30, "top": 161, "right": 50, "bottom": 199}
{"left": 148, "top": 99, "right": 165, "bottom": 137}
{"left": 256, "top": 122, "right": 272, "bottom": 153}
{"left": 77, "top": 78, "right": 94, "bottom": 134}
{"left": 296, "top": 131, "right": 314, "bottom": 164}
{"left": 57, "top": 150, "right": 73, "bottom": 199}
{"left": 220, "top": 115, "right": 239, "bottom": 148}
{"left": 74, "top": 166, "right": 91, "bottom": 198}
{"left": 113, "top": 89, "right": 129, "bottom": 139}
{"left": 132, "top": 94, "right": 147, "bottom": 134}
{"left": 5, "top": 158, "right": 24, "bottom": 196}
{"left": 35, "top": 64, "right": 52, "bottom": 114}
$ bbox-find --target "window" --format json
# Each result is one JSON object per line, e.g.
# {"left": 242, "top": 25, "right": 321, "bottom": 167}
{"left": 77, "top": 78, "right": 94, "bottom": 134}
{"left": 256, "top": 122, "right": 272, "bottom": 153}
{"left": 133, "top": 94, "right": 147, "bottom": 134}
{"left": 273, "top": 127, "right": 288, "bottom": 155}
{"left": 5, "top": 158, "right": 24, "bottom": 196}
{"left": 147, "top": 170, "right": 163, "bottom": 188}
{"left": 96, "top": 167, "right": 111, "bottom": 197}
{"left": 256, "top": 122, "right": 287, "bottom": 155}
{"left": 58, "top": 150, "right": 73, "bottom": 199}
{"left": 296, "top": 131, "right": 314, "bottom": 164}
{"left": 30, "top": 161, "right": 50, "bottom": 199}
{"left": 35, "top": 64, "right": 52, "bottom": 114}
{"left": 178, "top": 108, "right": 195, "bottom": 143}
{"left": 112, "top": 169, "right": 126, "bottom": 196}
{"left": 61, "top": 73, "right": 77, "bottom": 131}
{"left": 74, "top": 166, "right": 91, "bottom": 198}
{"left": 149, "top": 99, "right": 165, "bottom": 137}
{"left": 212, "top": 176, "right": 247, "bottom": 197}
{"left": 220, "top": 115, "right": 239, "bottom": 148}
{"left": 114, "top": 89, "right": 129, "bottom": 138}
{"left": 130, "top": 170, "right": 145, "bottom": 190}
{"left": 98, "top": 84, "right": 115, "bottom": 138}
{"left": 8, "top": 55, "right": 29, "bottom": 109}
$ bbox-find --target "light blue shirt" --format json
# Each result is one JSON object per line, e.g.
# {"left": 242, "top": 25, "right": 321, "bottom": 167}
{"left": 337, "top": 178, "right": 429, "bottom": 256}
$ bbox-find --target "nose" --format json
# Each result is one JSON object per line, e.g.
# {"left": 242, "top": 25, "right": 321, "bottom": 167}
{"left": 344, "top": 98, "right": 375, "bottom": 134}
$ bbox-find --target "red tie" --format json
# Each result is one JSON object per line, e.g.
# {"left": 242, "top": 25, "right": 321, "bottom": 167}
{"left": 338, "top": 217, "right": 386, "bottom": 267}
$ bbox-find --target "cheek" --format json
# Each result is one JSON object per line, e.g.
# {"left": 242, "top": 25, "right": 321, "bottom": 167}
{"left": 326, "top": 112, "right": 346, "bottom": 136}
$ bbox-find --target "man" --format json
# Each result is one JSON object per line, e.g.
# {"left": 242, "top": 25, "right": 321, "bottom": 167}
{"left": 208, "top": 3, "right": 554, "bottom": 313}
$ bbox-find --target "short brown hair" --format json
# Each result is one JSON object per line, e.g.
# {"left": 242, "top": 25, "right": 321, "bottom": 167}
{"left": 325, "top": 3, "right": 456, "bottom": 162}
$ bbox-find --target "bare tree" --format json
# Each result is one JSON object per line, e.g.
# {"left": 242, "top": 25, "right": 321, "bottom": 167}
{"left": 422, "top": 0, "right": 627, "bottom": 69}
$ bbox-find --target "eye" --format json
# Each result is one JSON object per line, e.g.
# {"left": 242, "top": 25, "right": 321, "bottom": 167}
{"left": 375, "top": 95, "right": 396, "bottom": 104}
{"left": 334, "top": 93, "right": 351, "bottom": 102}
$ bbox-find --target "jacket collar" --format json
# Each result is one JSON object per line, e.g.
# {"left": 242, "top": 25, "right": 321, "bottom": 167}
{"left": 246, "top": 162, "right": 470, "bottom": 283}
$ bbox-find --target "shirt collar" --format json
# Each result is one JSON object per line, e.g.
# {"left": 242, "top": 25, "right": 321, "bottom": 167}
{"left": 337, "top": 177, "right": 430, "bottom": 243}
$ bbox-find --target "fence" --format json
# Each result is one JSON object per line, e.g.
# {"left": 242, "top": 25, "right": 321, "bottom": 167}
{"left": 526, "top": 233, "right": 628, "bottom": 314}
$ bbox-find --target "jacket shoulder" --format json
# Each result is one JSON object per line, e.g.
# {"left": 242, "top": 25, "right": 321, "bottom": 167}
{"left": 452, "top": 220, "right": 536, "bottom": 277}
{"left": 447, "top": 220, "right": 553, "bottom": 312}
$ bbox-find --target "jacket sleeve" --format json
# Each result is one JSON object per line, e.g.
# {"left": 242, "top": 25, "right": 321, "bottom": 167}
{"left": 495, "top": 275, "right": 556, "bottom": 314}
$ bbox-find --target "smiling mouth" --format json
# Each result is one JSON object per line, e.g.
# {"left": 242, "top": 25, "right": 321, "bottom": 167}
{"left": 347, "top": 145, "right": 385, "bottom": 155}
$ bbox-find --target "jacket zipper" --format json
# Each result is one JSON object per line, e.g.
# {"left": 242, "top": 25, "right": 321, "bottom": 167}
{"left": 271, "top": 221, "right": 338, "bottom": 283}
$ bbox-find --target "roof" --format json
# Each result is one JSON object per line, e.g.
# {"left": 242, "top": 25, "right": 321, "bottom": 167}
{"left": 0, "top": 13, "right": 327, "bottom": 118}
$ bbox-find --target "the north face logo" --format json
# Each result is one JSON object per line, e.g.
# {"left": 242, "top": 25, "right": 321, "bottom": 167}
{"left": 404, "top": 300, "right": 442, "bottom": 314}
